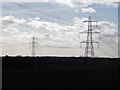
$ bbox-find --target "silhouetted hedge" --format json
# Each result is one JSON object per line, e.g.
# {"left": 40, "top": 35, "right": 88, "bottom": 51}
{"left": 2, "top": 56, "right": 120, "bottom": 69}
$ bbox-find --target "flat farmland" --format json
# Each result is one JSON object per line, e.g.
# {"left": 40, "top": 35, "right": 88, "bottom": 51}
{"left": 2, "top": 57, "right": 120, "bottom": 89}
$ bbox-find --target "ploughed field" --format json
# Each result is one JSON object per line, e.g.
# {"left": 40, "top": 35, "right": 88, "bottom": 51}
{"left": 2, "top": 57, "right": 120, "bottom": 89}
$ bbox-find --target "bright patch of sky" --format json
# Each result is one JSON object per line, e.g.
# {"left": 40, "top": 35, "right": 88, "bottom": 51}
{"left": 0, "top": 0, "right": 119, "bottom": 57}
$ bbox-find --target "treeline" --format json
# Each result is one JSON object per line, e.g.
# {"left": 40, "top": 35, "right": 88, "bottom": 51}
{"left": 2, "top": 56, "right": 120, "bottom": 69}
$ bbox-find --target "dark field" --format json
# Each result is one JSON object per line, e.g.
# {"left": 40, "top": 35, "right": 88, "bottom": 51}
{"left": 2, "top": 56, "right": 120, "bottom": 89}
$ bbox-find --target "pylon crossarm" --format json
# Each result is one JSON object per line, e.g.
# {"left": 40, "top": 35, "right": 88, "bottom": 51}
{"left": 83, "top": 20, "right": 97, "bottom": 22}
{"left": 80, "top": 31, "right": 100, "bottom": 34}
{"left": 92, "top": 41, "right": 99, "bottom": 43}
{"left": 92, "top": 41, "right": 99, "bottom": 48}
{"left": 80, "top": 41, "right": 87, "bottom": 48}
{"left": 81, "top": 41, "right": 98, "bottom": 43}
{"left": 92, "top": 31, "right": 101, "bottom": 33}
{"left": 83, "top": 20, "right": 89, "bottom": 22}
{"left": 79, "top": 31, "right": 88, "bottom": 39}
{"left": 81, "top": 41, "right": 87, "bottom": 43}
{"left": 92, "top": 25, "right": 97, "bottom": 27}
{"left": 79, "top": 31, "right": 88, "bottom": 34}
{"left": 90, "top": 20, "right": 97, "bottom": 22}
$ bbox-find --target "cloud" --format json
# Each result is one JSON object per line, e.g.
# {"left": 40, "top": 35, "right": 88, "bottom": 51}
{"left": 2, "top": 0, "right": 118, "bottom": 20}
{"left": 51, "top": 0, "right": 118, "bottom": 8}
{"left": 2, "top": 0, "right": 49, "bottom": 2}
{"left": 53, "top": 0, "right": 89, "bottom": 8}
{"left": 96, "top": 21, "right": 118, "bottom": 36}
{"left": 47, "top": 0, "right": 118, "bottom": 14}
{"left": 2, "top": 0, "right": 118, "bottom": 7}
{"left": 81, "top": 8, "right": 96, "bottom": 13}
{"left": 72, "top": 17, "right": 118, "bottom": 42}
{"left": 1, "top": 15, "right": 26, "bottom": 27}
{"left": 1, "top": 15, "right": 118, "bottom": 57}
{"left": 35, "top": 17, "right": 41, "bottom": 21}
{"left": 2, "top": 15, "right": 117, "bottom": 42}
{"left": 50, "top": 0, "right": 90, "bottom": 9}
{"left": 4, "top": 27, "right": 20, "bottom": 33}
{"left": 88, "top": 0, "right": 118, "bottom": 7}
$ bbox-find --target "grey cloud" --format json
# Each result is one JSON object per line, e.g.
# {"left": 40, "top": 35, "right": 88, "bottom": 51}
{"left": 1, "top": 16, "right": 118, "bottom": 49}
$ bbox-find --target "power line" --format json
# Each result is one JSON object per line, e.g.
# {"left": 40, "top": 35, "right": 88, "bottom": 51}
{"left": 0, "top": 39, "right": 116, "bottom": 57}
{"left": 2, "top": 6, "right": 54, "bottom": 23}
{"left": 103, "top": 34, "right": 117, "bottom": 44}
{"left": 0, "top": 4, "right": 117, "bottom": 57}
{"left": 44, "top": 45, "right": 80, "bottom": 49}
{"left": 2, "top": 6, "right": 36, "bottom": 17}
{"left": 2, "top": 5, "right": 72, "bottom": 26}
{"left": 98, "top": 48, "right": 114, "bottom": 58}
{"left": 1, "top": 39, "right": 81, "bottom": 49}
{"left": 2, "top": 6, "right": 71, "bottom": 30}
{"left": 99, "top": 37, "right": 117, "bottom": 50}
{"left": 12, "top": 2, "right": 73, "bottom": 25}
{"left": 0, "top": 41, "right": 27, "bottom": 46}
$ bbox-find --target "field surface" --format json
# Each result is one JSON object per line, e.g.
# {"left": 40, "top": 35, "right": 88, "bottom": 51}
{"left": 2, "top": 57, "right": 120, "bottom": 89}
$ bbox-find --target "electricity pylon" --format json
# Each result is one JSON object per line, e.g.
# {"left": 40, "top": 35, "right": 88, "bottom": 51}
{"left": 80, "top": 16, "right": 100, "bottom": 57}
{"left": 29, "top": 37, "right": 38, "bottom": 56}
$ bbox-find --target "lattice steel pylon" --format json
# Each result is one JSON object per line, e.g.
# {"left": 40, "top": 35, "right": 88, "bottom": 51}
{"left": 80, "top": 16, "right": 100, "bottom": 57}
{"left": 29, "top": 37, "right": 38, "bottom": 56}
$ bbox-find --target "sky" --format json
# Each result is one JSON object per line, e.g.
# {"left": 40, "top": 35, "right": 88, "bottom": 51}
{"left": 0, "top": 0, "right": 119, "bottom": 57}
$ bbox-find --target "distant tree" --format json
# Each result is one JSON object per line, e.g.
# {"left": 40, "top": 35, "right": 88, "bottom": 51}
{"left": 16, "top": 55, "right": 22, "bottom": 57}
{"left": 5, "top": 55, "right": 8, "bottom": 57}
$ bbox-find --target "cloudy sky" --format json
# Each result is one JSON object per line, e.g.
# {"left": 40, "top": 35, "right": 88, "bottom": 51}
{"left": 0, "top": 0, "right": 119, "bottom": 57}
